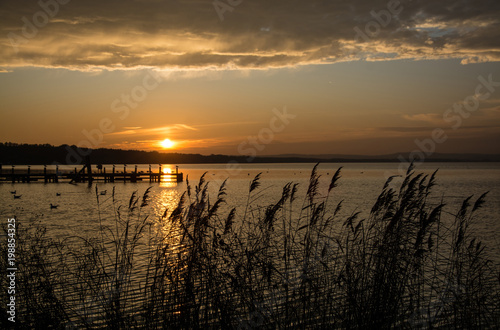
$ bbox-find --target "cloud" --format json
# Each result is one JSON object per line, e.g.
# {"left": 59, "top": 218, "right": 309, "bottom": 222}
{"left": 379, "top": 125, "right": 500, "bottom": 132}
{"left": 403, "top": 113, "right": 444, "bottom": 125}
{"left": 0, "top": 0, "right": 499, "bottom": 71}
{"left": 108, "top": 124, "right": 198, "bottom": 137}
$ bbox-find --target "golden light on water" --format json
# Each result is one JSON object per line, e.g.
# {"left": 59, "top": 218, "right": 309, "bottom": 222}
{"left": 161, "top": 167, "right": 178, "bottom": 187}
{"left": 154, "top": 188, "right": 180, "bottom": 218}
{"left": 159, "top": 181, "right": 178, "bottom": 188}
{"left": 152, "top": 188, "right": 185, "bottom": 254}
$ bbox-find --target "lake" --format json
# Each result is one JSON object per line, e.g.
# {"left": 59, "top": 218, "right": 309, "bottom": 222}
{"left": 1, "top": 161, "right": 500, "bottom": 328}
{"left": 2, "top": 162, "right": 500, "bottom": 258}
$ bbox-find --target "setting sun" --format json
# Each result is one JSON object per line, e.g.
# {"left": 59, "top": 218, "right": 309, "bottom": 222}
{"left": 160, "top": 138, "right": 175, "bottom": 149}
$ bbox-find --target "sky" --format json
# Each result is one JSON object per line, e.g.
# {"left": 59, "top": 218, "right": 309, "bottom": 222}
{"left": 0, "top": 0, "right": 499, "bottom": 156}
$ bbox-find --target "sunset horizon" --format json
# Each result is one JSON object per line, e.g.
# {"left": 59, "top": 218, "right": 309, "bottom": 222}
{"left": 1, "top": 0, "right": 499, "bottom": 158}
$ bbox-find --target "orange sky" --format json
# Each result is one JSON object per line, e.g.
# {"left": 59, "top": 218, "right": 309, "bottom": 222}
{"left": 0, "top": 0, "right": 499, "bottom": 156}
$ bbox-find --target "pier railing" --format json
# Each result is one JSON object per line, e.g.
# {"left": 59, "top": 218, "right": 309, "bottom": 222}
{"left": 0, "top": 163, "right": 183, "bottom": 184}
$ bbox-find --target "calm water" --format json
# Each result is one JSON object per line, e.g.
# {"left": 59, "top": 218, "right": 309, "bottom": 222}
{"left": 2, "top": 162, "right": 500, "bottom": 260}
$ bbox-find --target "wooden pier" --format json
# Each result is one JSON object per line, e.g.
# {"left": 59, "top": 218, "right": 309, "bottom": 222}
{"left": 0, "top": 160, "right": 183, "bottom": 184}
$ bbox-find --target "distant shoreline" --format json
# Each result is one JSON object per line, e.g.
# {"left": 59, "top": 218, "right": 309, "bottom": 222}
{"left": 1, "top": 142, "right": 499, "bottom": 165}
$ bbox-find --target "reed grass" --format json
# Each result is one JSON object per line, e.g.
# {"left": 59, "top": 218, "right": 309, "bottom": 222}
{"left": 1, "top": 163, "right": 499, "bottom": 329}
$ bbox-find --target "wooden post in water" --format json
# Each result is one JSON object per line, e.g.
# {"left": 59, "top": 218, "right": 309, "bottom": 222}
{"left": 85, "top": 156, "right": 92, "bottom": 186}
{"left": 27, "top": 165, "right": 31, "bottom": 183}
{"left": 149, "top": 164, "right": 152, "bottom": 183}
{"left": 159, "top": 164, "right": 162, "bottom": 183}
{"left": 112, "top": 165, "right": 115, "bottom": 183}
{"left": 131, "top": 165, "right": 137, "bottom": 183}
{"left": 44, "top": 165, "right": 48, "bottom": 183}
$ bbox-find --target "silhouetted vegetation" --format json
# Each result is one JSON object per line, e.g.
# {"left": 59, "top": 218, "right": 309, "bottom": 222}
{"left": 1, "top": 142, "right": 499, "bottom": 165}
{"left": 1, "top": 164, "right": 499, "bottom": 328}
{"left": 0, "top": 142, "right": 321, "bottom": 165}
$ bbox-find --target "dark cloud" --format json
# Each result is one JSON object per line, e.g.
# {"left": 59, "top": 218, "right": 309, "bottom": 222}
{"left": 1, "top": 0, "right": 499, "bottom": 70}
{"left": 378, "top": 125, "right": 500, "bottom": 133}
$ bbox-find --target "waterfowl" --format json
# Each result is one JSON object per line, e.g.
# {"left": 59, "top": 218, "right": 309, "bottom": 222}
{"left": 50, "top": 203, "right": 58, "bottom": 209}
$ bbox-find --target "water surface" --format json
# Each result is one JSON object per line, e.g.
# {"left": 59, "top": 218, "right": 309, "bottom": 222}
{"left": 2, "top": 162, "right": 499, "bottom": 260}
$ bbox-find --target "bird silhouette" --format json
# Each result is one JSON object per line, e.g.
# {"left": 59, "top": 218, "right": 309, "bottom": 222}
{"left": 14, "top": 195, "right": 22, "bottom": 199}
{"left": 50, "top": 203, "right": 58, "bottom": 209}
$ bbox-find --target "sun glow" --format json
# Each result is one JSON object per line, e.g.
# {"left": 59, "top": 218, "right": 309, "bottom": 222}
{"left": 160, "top": 138, "right": 175, "bottom": 149}
{"left": 163, "top": 167, "right": 172, "bottom": 174}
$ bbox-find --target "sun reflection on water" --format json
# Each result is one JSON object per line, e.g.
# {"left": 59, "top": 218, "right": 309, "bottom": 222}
{"left": 152, "top": 186, "right": 180, "bottom": 219}
{"left": 159, "top": 181, "right": 177, "bottom": 188}
{"left": 150, "top": 186, "right": 187, "bottom": 256}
